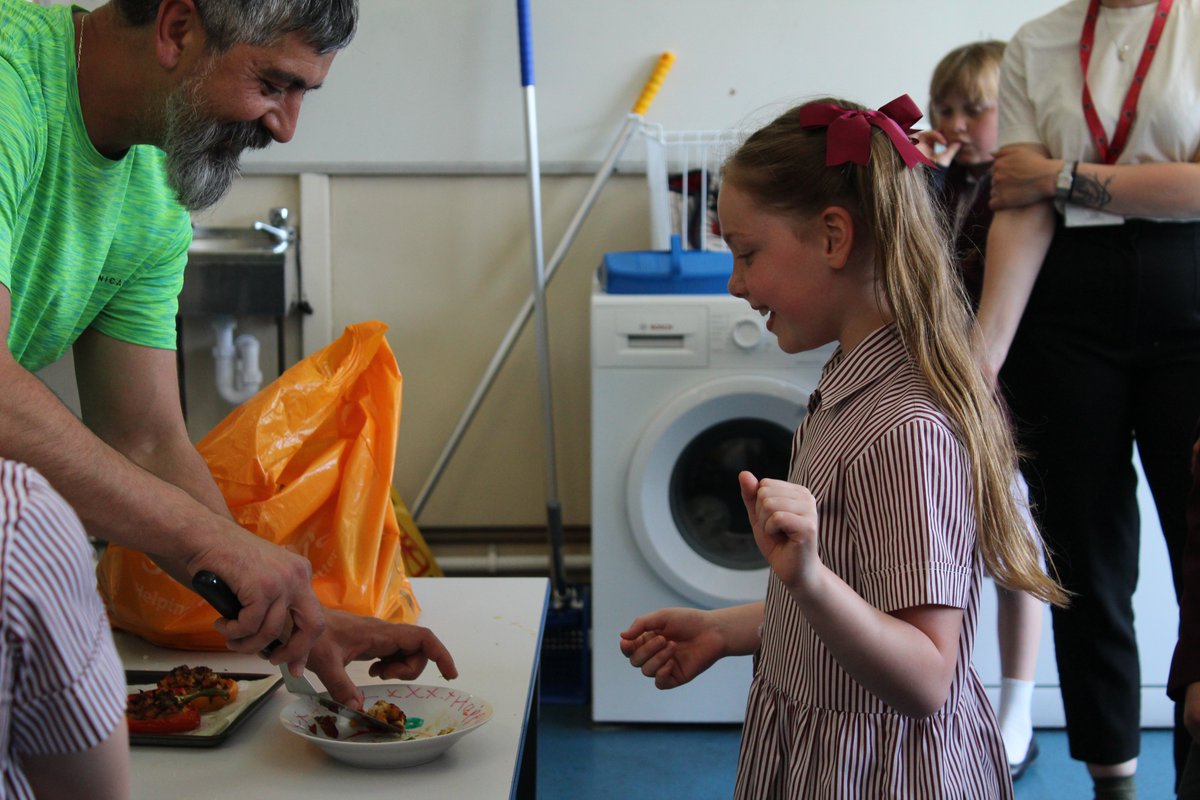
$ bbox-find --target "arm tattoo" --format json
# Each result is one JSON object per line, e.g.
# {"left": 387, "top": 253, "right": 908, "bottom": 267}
{"left": 1069, "top": 171, "right": 1114, "bottom": 210}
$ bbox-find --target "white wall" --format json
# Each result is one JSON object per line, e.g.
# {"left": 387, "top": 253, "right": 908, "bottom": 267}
{"left": 245, "top": 0, "right": 1057, "bottom": 174}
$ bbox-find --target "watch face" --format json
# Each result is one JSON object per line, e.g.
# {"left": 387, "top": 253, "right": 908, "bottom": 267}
{"left": 1056, "top": 162, "right": 1074, "bottom": 196}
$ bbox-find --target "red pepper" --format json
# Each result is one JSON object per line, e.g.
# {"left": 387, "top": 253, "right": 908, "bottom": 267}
{"left": 157, "top": 665, "right": 239, "bottom": 712}
{"left": 126, "top": 688, "right": 202, "bottom": 734}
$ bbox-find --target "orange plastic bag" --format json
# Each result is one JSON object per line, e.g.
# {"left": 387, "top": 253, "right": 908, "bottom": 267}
{"left": 97, "top": 321, "right": 420, "bottom": 649}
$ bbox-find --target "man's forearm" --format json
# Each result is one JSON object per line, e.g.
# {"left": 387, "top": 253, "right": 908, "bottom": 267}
{"left": 0, "top": 358, "right": 222, "bottom": 567}
{"left": 121, "top": 437, "right": 236, "bottom": 585}
{"left": 118, "top": 429, "right": 232, "bottom": 520}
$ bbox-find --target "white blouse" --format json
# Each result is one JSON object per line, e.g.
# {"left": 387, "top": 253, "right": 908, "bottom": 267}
{"left": 998, "top": 0, "right": 1200, "bottom": 167}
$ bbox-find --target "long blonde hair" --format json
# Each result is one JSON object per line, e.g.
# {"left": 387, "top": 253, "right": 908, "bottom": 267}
{"left": 723, "top": 99, "right": 1067, "bottom": 606}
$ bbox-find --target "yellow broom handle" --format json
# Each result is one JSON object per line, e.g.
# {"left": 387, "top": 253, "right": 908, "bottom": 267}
{"left": 631, "top": 51, "right": 676, "bottom": 116}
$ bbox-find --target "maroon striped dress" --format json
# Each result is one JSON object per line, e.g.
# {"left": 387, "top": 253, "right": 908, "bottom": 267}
{"left": 0, "top": 459, "right": 127, "bottom": 799}
{"left": 734, "top": 326, "right": 1012, "bottom": 799}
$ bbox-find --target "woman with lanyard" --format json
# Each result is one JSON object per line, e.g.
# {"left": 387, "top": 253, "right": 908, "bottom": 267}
{"left": 976, "top": 0, "right": 1200, "bottom": 797}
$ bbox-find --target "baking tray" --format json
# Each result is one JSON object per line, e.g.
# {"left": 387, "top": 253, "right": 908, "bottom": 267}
{"left": 126, "top": 669, "right": 283, "bottom": 747}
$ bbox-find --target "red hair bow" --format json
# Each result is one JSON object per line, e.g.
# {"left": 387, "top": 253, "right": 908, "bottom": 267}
{"left": 796, "top": 95, "right": 933, "bottom": 169}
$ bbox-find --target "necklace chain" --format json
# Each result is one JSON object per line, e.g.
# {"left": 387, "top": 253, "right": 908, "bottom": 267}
{"left": 1100, "top": 10, "right": 1133, "bottom": 61}
{"left": 76, "top": 12, "right": 86, "bottom": 74}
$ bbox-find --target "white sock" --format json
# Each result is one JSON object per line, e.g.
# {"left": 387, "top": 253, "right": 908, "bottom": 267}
{"left": 998, "top": 677, "right": 1034, "bottom": 764}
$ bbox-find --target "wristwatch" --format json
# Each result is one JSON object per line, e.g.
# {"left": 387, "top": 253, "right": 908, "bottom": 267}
{"left": 1055, "top": 160, "right": 1077, "bottom": 203}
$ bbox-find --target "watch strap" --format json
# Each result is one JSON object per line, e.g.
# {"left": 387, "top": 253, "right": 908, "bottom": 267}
{"left": 1055, "top": 160, "right": 1077, "bottom": 203}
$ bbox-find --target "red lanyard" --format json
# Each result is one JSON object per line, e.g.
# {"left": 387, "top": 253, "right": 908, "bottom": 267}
{"left": 1079, "top": 0, "right": 1173, "bottom": 164}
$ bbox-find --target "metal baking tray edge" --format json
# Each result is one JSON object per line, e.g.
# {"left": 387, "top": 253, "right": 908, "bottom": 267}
{"left": 126, "top": 669, "right": 283, "bottom": 748}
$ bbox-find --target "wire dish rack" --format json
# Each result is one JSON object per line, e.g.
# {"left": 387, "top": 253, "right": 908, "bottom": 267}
{"left": 599, "top": 124, "right": 740, "bottom": 295}
{"left": 639, "top": 123, "right": 742, "bottom": 253}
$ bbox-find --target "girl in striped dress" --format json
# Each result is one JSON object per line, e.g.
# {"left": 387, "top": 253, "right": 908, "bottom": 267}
{"left": 0, "top": 458, "right": 130, "bottom": 799}
{"left": 620, "top": 95, "right": 1067, "bottom": 799}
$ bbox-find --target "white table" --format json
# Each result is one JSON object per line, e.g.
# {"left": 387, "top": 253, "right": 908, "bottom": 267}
{"left": 119, "top": 577, "right": 549, "bottom": 800}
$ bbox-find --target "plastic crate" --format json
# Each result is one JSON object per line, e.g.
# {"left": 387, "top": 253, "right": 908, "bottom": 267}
{"left": 601, "top": 234, "right": 732, "bottom": 294}
{"left": 539, "top": 586, "right": 591, "bottom": 705}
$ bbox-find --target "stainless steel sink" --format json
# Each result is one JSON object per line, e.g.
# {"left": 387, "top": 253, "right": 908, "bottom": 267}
{"left": 180, "top": 224, "right": 290, "bottom": 317}
{"left": 189, "top": 226, "right": 289, "bottom": 256}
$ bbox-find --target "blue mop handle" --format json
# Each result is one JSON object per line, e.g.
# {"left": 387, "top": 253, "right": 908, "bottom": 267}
{"left": 517, "top": 0, "right": 534, "bottom": 87}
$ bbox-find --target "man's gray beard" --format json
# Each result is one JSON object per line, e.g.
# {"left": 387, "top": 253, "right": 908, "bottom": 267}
{"left": 160, "top": 78, "right": 273, "bottom": 211}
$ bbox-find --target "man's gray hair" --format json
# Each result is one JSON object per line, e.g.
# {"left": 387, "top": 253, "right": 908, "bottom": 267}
{"left": 113, "top": 0, "right": 357, "bottom": 54}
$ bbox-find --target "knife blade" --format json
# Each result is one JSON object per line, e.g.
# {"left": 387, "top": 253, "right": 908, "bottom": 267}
{"left": 190, "top": 570, "right": 409, "bottom": 737}
{"left": 277, "top": 667, "right": 408, "bottom": 737}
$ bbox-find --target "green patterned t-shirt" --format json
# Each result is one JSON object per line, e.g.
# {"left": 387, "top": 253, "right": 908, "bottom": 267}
{"left": 0, "top": 0, "right": 190, "bottom": 373}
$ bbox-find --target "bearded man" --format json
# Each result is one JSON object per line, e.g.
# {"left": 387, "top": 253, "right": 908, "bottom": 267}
{"left": 0, "top": 0, "right": 457, "bottom": 729}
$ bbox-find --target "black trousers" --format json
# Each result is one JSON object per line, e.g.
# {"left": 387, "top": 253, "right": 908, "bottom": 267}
{"left": 1000, "top": 218, "right": 1200, "bottom": 767}
{"left": 1181, "top": 741, "right": 1200, "bottom": 798}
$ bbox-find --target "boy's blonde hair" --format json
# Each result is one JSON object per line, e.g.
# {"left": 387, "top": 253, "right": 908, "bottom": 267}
{"left": 723, "top": 99, "right": 1066, "bottom": 606}
{"left": 928, "top": 41, "right": 1006, "bottom": 126}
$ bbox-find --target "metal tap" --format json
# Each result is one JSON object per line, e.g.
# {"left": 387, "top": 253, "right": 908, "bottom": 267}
{"left": 253, "top": 207, "right": 293, "bottom": 254}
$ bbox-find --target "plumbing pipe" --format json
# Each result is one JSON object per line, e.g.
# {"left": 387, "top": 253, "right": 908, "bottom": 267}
{"left": 212, "top": 316, "right": 263, "bottom": 404}
{"left": 435, "top": 547, "right": 591, "bottom": 576}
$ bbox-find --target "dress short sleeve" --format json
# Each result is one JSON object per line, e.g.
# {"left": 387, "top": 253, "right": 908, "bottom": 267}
{"left": 845, "top": 417, "right": 975, "bottom": 614}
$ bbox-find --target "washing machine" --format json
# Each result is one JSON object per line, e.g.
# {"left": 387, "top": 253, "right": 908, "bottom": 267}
{"left": 590, "top": 289, "right": 830, "bottom": 723}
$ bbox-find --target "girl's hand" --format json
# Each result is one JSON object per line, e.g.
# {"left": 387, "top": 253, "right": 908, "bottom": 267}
{"left": 913, "top": 129, "right": 959, "bottom": 168}
{"left": 739, "top": 471, "right": 822, "bottom": 594}
{"left": 990, "top": 146, "right": 1058, "bottom": 209}
{"left": 619, "top": 608, "right": 727, "bottom": 690}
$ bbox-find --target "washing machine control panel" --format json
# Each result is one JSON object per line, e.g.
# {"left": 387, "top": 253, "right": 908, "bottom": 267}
{"left": 592, "top": 292, "right": 827, "bottom": 371}
{"left": 708, "top": 307, "right": 804, "bottom": 369}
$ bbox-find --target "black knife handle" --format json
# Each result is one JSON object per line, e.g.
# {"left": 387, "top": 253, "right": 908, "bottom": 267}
{"left": 191, "top": 570, "right": 282, "bottom": 656}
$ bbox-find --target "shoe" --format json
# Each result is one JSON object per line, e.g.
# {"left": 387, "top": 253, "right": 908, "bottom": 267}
{"left": 1009, "top": 735, "right": 1039, "bottom": 781}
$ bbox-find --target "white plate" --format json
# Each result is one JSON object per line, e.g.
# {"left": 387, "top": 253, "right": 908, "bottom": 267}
{"left": 279, "top": 683, "right": 492, "bottom": 768}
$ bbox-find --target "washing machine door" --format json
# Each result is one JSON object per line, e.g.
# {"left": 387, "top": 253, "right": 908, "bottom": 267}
{"left": 626, "top": 375, "right": 810, "bottom": 608}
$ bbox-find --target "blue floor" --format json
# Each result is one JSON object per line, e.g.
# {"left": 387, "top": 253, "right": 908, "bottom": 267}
{"left": 537, "top": 704, "right": 1177, "bottom": 799}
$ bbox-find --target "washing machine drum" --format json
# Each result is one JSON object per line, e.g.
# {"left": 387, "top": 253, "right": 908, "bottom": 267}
{"left": 626, "top": 375, "right": 809, "bottom": 608}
